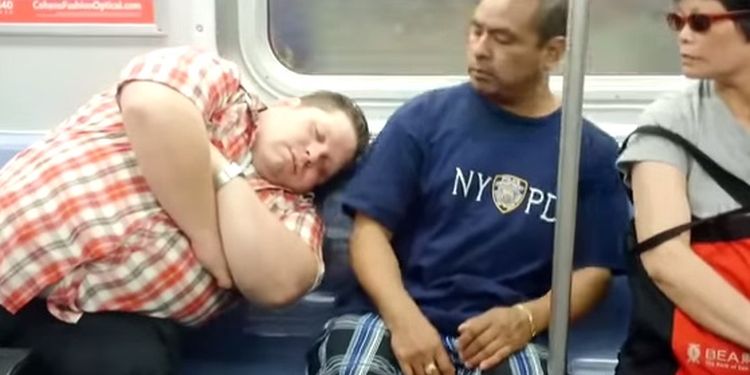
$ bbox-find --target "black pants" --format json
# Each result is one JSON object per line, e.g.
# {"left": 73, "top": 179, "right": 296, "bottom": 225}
{"left": 0, "top": 300, "right": 181, "bottom": 375}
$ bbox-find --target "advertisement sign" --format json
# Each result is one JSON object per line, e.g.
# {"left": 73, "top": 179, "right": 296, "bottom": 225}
{"left": 0, "top": 0, "right": 155, "bottom": 24}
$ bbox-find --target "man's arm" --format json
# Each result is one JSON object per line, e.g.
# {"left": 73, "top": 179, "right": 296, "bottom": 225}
{"left": 458, "top": 267, "right": 610, "bottom": 370}
{"left": 120, "top": 81, "right": 231, "bottom": 288}
{"left": 349, "top": 214, "right": 415, "bottom": 330}
{"left": 632, "top": 161, "right": 750, "bottom": 349}
{"left": 523, "top": 266, "right": 611, "bottom": 334}
{"left": 210, "top": 146, "right": 319, "bottom": 307}
{"left": 350, "top": 213, "right": 455, "bottom": 375}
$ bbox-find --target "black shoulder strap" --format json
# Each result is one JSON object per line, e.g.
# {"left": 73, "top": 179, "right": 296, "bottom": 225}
{"left": 629, "top": 125, "right": 750, "bottom": 206}
{"left": 634, "top": 205, "right": 750, "bottom": 254}
{"left": 624, "top": 125, "right": 750, "bottom": 254}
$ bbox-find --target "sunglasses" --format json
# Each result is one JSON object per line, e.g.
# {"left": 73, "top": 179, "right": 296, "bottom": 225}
{"left": 666, "top": 10, "right": 750, "bottom": 33}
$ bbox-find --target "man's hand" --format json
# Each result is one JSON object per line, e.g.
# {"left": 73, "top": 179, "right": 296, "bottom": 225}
{"left": 389, "top": 309, "right": 456, "bottom": 375}
{"left": 457, "top": 307, "right": 533, "bottom": 371}
{"left": 190, "top": 233, "right": 233, "bottom": 289}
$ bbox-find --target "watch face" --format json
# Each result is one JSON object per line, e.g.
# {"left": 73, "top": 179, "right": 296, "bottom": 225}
{"left": 227, "top": 163, "right": 245, "bottom": 178}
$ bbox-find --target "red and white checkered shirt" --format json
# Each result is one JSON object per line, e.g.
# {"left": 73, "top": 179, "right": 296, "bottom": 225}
{"left": 0, "top": 47, "right": 324, "bottom": 326}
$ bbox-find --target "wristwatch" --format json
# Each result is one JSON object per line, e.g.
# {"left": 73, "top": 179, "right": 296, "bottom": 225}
{"left": 214, "top": 162, "right": 246, "bottom": 191}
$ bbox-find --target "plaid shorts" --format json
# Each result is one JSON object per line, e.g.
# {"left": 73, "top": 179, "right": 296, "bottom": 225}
{"left": 308, "top": 313, "right": 547, "bottom": 375}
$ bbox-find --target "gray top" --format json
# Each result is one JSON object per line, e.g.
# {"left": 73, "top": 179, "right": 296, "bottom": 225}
{"left": 618, "top": 81, "right": 750, "bottom": 218}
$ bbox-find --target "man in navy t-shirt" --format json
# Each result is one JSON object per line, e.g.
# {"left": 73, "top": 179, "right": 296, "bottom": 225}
{"left": 307, "top": 1, "right": 630, "bottom": 374}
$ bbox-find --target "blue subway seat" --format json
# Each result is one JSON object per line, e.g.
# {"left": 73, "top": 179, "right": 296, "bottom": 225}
{"left": 0, "top": 133, "right": 39, "bottom": 166}
{"left": 180, "top": 303, "right": 319, "bottom": 375}
{"left": 566, "top": 276, "right": 631, "bottom": 374}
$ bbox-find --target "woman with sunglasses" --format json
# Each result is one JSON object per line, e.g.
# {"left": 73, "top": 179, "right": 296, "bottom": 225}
{"left": 616, "top": 0, "right": 750, "bottom": 374}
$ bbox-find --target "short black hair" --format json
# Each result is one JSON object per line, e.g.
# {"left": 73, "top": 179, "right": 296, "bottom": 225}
{"left": 535, "top": 0, "right": 568, "bottom": 44}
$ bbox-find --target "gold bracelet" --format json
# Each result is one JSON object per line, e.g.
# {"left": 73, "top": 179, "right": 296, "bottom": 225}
{"left": 513, "top": 303, "right": 537, "bottom": 338}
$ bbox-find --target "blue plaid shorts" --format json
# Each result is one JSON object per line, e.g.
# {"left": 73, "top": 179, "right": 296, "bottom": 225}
{"left": 307, "top": 313, "right": 548, "bottom": 375}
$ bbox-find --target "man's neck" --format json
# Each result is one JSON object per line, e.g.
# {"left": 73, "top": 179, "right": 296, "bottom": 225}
{"left": 715, "top": 70, "right": 750, "bottom": 130}
{"left": 488, "top": 81, "right": 560, "bottom": 118}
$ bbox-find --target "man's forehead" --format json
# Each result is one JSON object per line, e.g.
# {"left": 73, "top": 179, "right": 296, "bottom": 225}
{"left": 327, "top": 111, "right": 356, "bottom": 142}
{"left": 475, "top": 0, "right": 540, "bottom": 29}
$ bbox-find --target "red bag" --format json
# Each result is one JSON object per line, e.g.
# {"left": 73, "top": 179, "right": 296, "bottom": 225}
{"left": 616, "top": 126, "right": 750, "bottom": 375}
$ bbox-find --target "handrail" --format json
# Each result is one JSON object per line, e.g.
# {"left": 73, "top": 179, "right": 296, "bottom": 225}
{"left": 548, "top": 0, "right": 592, "bottom": 374}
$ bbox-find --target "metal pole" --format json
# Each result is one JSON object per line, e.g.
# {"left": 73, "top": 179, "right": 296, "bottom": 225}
{"left": 547, "top": 0, "right": 591, "bottom": 374}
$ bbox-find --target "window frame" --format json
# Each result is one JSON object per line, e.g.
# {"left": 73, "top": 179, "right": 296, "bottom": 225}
{"left": 217, "top": 0, "right": 692, "bottom": 138}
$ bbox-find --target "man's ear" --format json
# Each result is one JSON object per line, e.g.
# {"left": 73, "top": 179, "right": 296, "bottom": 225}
{"left": 542, "top": 36, "right": 566, "bottom": 72}
{"left": 269, "top": 97, "right": 302, "bottom": 108}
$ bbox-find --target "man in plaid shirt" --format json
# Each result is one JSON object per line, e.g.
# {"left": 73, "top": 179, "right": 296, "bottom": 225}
{"left": 0, "top": 46, "right": 369, "bottom": 375}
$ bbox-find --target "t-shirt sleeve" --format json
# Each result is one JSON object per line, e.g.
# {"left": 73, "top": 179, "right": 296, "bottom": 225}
{"left": 617, "top": 95, "right": 691, "bottom": 183}
{"left": 340, "top": 97, "right": 428, "bottom": 233}
{"left": 574, "top": 134, "right": 631, "bottom": 273}
{"left": 116, "top": 46, "right": 242, "bottom": 124}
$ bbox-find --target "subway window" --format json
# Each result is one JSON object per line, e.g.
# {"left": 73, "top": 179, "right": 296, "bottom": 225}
{"left": 268, "top": 0, "right": 680, "bottom": 75}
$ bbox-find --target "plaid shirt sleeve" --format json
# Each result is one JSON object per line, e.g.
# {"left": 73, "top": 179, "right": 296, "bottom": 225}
{"left": 116, "top": 46, "right": 241, "bottom": 122}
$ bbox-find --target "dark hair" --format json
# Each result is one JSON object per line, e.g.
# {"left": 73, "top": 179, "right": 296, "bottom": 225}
{"left": 717, "top": 0, "right": 750, "bottom": 40}
{"left": 536, "top": 0, "right": 568, "bottom": 44}
{"left": 299, "top": 91, "right": 371, "bottom": 203}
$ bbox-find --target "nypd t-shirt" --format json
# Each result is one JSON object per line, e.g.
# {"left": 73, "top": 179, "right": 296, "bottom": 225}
{"left": 337, "top": 83, "right": 630, "bottom": 335}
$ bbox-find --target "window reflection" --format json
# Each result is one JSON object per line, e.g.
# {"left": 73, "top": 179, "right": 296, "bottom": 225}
{"left": 267, "top": 0, "right": 680, "bottom": 75}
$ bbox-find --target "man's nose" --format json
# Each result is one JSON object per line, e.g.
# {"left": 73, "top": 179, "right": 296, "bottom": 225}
{"left": 471, "top": 33, "right": 490, "bottom": 59}
{"left": 305, "top": 143, "right": 326, "bottom": 165}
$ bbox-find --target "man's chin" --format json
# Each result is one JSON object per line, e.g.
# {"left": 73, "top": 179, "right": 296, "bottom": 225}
{"left": 284, "top": 182, "right": 309, "bottom": 194}
{"left": 264, "top": 174, "right": 310, "bottom": 194}
{"left": 470, "top": 80, "right": 506, "bottom": 99}
{"left": 469, "top": 77, "right": 496, "bottom": 92}
{"left": 254, "top": 164, "right": 281, "bottom": 185}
